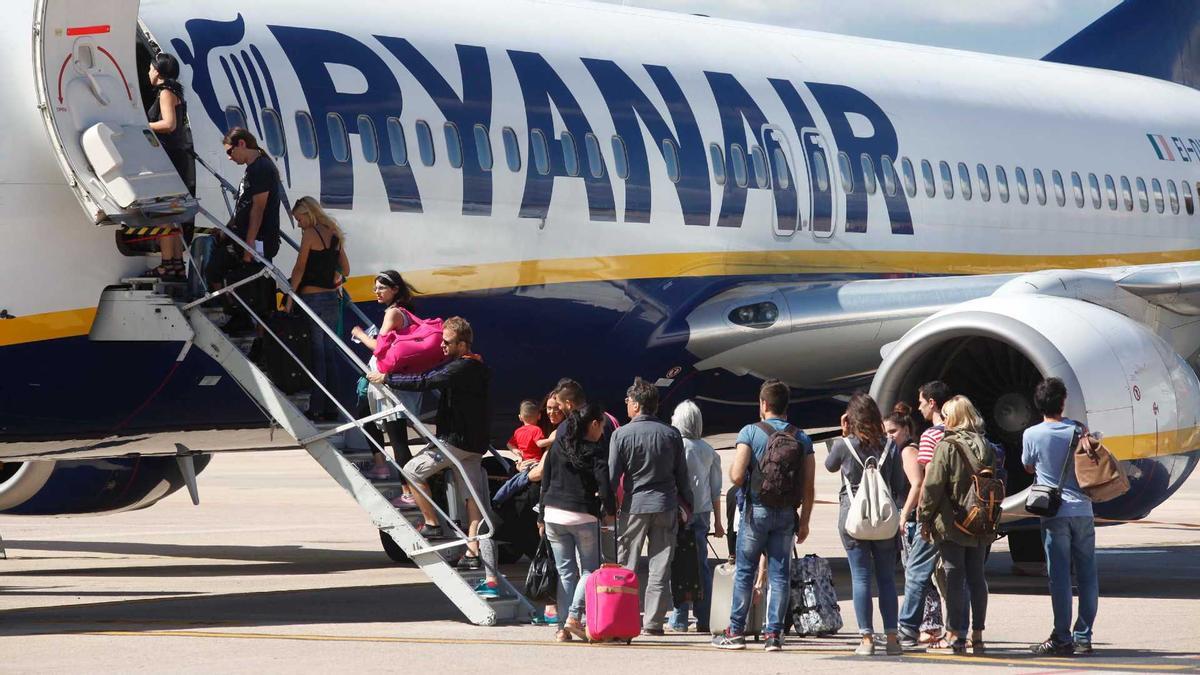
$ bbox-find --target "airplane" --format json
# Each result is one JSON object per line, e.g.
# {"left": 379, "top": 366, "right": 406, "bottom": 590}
{"left": 0, "top": 0, "right": 1197, "bottom": 576}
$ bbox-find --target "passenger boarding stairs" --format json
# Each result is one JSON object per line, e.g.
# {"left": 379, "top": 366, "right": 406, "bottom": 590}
{"left": 90, "top": 194, "right": 532, "bottom": 628}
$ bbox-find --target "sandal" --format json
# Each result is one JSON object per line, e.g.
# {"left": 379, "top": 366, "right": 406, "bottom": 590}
{"left": 928, "top": 638, "right": 967, "bottom": 655}
{"left": 563, "top": 618, "right": 588, "bottom": 642}
{"left": 555, "top": 629, "right": 573, "bottom": 643}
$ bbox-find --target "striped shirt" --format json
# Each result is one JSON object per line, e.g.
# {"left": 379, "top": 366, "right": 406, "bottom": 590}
{"left": 917, "top": 425, "right": 945, "bottom": 465}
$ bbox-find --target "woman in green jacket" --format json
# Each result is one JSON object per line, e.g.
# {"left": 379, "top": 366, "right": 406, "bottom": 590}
{"left": 918, "top": 395, "right": 996, "bottom": 655}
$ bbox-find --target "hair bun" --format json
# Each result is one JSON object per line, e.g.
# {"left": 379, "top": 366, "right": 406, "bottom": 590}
{"left": 892, "top": 401, "right": 913, "bottom": 416}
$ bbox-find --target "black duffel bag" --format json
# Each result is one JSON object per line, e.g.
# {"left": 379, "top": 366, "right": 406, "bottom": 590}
{"left": 523, "top": 536, "right": 559, "bottom": 604}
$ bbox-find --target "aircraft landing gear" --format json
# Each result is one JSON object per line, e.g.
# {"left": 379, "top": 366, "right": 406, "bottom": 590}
{"left": 1007, "top": 529, "right": 1047, "bottom": 576}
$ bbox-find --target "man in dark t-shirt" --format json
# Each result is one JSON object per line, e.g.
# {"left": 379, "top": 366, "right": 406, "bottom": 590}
{"left": 223, "top": 127, "right": 280, "bottom": 261}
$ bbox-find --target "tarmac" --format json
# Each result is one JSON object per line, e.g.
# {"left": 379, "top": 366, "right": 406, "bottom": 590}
{"left": 1, "top": 435, "right": 1198, "bottom": 674}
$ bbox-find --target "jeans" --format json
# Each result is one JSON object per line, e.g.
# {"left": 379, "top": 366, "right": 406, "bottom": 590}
{"left": 546, "top": 520, "right": 601, "bottom": 624}
{"left": 619, "top": 510, "right": 678, "bottom": 630}
{"left": 669, "top": 512, "right": 713, "bottom": 631}
{"left": 845, "top": 536, "right": 899, "bottom": 635}
{"left": 491, "top": 470, "right": 531, "bottom": 510}
{"left": 939, "top": 540, "right": 988, "bottom": 635}
{"left": 302, "top": 290, "right": 342, "bottom": 417}
{"left": 729, "top": 505, "right": 793, "bottom": 635}
{"left": 1042, "top": 516, "right": 1098, "bottom": 644}
{"left": 898, "top": 521, "right": 938, "bottom": 637}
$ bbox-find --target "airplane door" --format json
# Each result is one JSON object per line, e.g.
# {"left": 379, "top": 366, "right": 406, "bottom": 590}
{"left": 33, "top": 0, "right": 194, "bottom": 227}
{"left": 800, "top": 129, "right": 839, "bottom": 239}
{"left": 762, "top": 125, "right": 800, "bottom": 236}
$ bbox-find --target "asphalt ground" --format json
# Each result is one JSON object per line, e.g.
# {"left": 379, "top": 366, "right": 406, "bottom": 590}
{"left": 1, "top": 436, "right": 1198, "bottom": 673}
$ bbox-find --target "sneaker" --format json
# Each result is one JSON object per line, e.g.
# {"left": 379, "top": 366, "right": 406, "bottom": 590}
{"left": 855, "top": 640, "right": 876, "bottom": 656}
{"left": 390, "top": 494, "right": 418, "bottom": 509}
{"left": 416, "top": 523, "right": 444, "bottom": 539}
{"left": 764, "top": 633, "right": 783, "bottom": 652}
{"left": 898, "top": 633, "right": 920, "bottom": 649}
{"left": 1031, "top": 635, "right": 1074, "bottom": 656}
{"left": 543, "top": 608, "right": 558, "bottom": 624}
{"left": 640, "top": 627, "right": 664, "bottom": 637}
{"left": 530, "top": 610, "right": 552, "bottom": 625}
{"left": 473, "top": 579, "right": 499, "bottom": 598}
{"left": 458, "top": 554, "right": 483, "bottom": 571}
{"left": 712, "top": 630, "right": 746, "bottom": 650}
{"left": 1075, "top": 640, "right": 1094, "bottom": 655}
{"left": 664, "top": 624, "right": 688, "bottom": 634}
{"left": 367, "top": 466, "right": 391, "bottom": 480}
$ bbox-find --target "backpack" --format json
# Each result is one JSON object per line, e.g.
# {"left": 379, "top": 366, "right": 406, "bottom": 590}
{"left": 753, "top": 421, "right": 807, "bottom": 509}
{"left": 948, "top": 435, "right": 1006, "bottom": 538}
{"left": 374, "top": 309, "right": 445, "bottom": 375}
{"left": 841, "top": 438, "right": 900, "bottom": 541}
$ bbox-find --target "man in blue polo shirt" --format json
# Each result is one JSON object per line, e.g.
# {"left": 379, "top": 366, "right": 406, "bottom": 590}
{"left": 712, "top": 379, "right": 815, "bottom": 653}
{"left": 1022, "top": 377, "right": 1097, "bottom": 657}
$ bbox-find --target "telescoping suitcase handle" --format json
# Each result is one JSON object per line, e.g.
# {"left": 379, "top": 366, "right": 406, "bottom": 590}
{"left": 595, "top": 508, "right": 621, "bottom": 565}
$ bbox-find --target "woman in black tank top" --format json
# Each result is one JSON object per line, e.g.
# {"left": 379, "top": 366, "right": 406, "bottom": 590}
{"left": 146, "top": 52, "right": 195, "bottom": 281}
{"left": 289, "top": 197, "right": 352, "bottom": 421}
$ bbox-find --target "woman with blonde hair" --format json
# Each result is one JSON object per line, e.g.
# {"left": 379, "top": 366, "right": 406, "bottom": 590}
{"left": 918, "top": 395, "right": 996, "bottom": 655}
{"left": 288, "top": 196, "right": 350, "bottom": 422}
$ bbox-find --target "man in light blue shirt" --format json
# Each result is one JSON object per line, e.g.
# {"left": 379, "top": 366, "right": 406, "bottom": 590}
{"left": 1021, "top": 377, "right": 1097, "bottom": 657}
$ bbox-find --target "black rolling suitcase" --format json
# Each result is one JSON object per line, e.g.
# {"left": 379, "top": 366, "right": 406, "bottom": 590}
{"left": 262, "top": 310, "right": 312, "bottom": 394}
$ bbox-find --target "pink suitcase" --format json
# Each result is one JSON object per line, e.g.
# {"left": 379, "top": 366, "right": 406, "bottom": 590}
{"left": 585, "top": 563, "right": 641, "bottom": 643}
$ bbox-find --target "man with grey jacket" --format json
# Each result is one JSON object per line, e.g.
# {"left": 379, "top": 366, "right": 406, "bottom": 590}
{"left": 610, "top": 377, "right": 692, "bottom": 636}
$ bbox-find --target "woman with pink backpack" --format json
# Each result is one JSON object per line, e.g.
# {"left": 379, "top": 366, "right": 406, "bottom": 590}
{"left": 350, "top": 271, "right": 445, "bottom": 506}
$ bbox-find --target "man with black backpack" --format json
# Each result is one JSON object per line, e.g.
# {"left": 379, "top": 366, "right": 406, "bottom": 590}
{"left": 712, "top": 380, "right": 815, "bottom": 653}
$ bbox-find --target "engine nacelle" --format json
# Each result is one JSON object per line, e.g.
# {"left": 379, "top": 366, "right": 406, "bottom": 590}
{"left": 0, "top": 455, "right": 210, "bottom": 515}
{"left": 871, "top": 290, "right": 1200, "bottom": 522}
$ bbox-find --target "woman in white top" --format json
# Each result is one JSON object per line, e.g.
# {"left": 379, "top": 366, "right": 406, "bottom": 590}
{"left": 667, "top": 400, "right": 724, "bottom": 633}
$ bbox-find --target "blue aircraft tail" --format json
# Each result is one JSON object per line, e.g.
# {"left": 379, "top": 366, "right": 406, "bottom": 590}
{"left": 1042, "top": 0, "right": 1200, "bottom": 90}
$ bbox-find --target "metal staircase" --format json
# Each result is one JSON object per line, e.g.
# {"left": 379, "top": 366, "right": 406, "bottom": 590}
{"left": 91, "top": 199, "right": 533, "bottom": 626}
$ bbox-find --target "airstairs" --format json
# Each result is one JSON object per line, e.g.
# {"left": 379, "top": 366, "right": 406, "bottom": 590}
{"left": 90, "top": 201, "right": 533, "bottom": 628}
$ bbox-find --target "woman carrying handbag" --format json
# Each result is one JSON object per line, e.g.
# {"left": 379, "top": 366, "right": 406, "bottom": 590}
{"left": 537, "top": 403, "right": 615, "bottom": 642}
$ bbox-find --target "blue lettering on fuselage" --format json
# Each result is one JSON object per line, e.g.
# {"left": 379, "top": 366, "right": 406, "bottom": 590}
{"left": 377, "top": 39, "right": 493, "bottom": 216}
{"left": 705, "top": 72, "right": 778, "bottom": 228}
{"left": 807, "top": 83, "right": 913, "bottom": 235}
{"left": 269, "top": 25, "right": 422, "bottom": 212}
{"left": 582, "top": 60, "right": 710, "bottom": 226}
{"left": 508, "top": 50, "right": 616, "bottom": 221}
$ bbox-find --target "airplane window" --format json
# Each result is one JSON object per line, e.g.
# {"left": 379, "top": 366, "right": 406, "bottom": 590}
{"left": 327, "top": 113, "right": 350, "bottom": 163}
{"left": 1071, "top": 172, "right": 1084, "bottom": 208}
{"left": 473, "top": 124, "right": 493, "bottom": 171}
{"left": 772, "top": 148, "right": 790, "bottom": 190}
{"left": 1088, "top": 173, "right": 1102, "bottom": 209}
{"left": 901, "top": 157, "right": 916, "bottom": 197}
{"left": 1033, "top": 169, "right": 1047, "bottom": 205}
{"left": 1167, "top": 180, "right": 1179, "bottom": 214}
{"left": 613, "top": 136, "right": 630, "bottom": 180}
{"left": 709, "top": 143, "right": 725, "bottom": 186}
{"left": 415, "top": 119, "right": 435, "bottom": 167}
{"left": 1015, "top": 167, "right": 1029, "bottom": 204}
{"left": 881, "top": 155, "right": 897, "bottom": 197}
{"left": 531, "top": 129, "right": 549, "bottom": 175}
{"left": 860, "top": 154, "right": 877, "bottom": 195}
{"left": 1105, "top": 175, "right": 1118, "bottom": 210}
{"left": 957, "top": 162, "right": 972, "bottom": 201}
{"left": 1183, "top": 181, "right": 1195, "bottom": 215}
{"left": 385, "top": 117, "right": 409, "bottom": 167}
{"left": 976, "top": 164, "right": 991, "bottom": 202}
{"left": 812, "top": 150, "right": 830, "bottom": 192}
{"left": 442, "top": 123, "right": 462, "bottom": 169}
{"left": 838, "top": 152, "right": 855, "bottom": 194}
{"left": 995, "top": 165, "right": 1009, "bottom": 203}
{"left": 225, "top": 106, "right": 247, "bottom": 131}
{"left": 731, "top": 144, "right": 748, "bottom": 188}
{"left": 585, "top": 133, "right": 604, "bottom": 178}
{"left": 1152, "top": 178, "right": 1165, "bottom": 213}
{"left": 751, "top": 146, "right": 769, "bottom": 189}
{"left": 1051, "top": 170, "right": 1065, "bottom": 207}
{"left": 295, "top": 111, "right": 319, "bottom": 160}
{"left": 561, "top": 131, "right": 579, "bottom": 177}
{"left": 939, "top": 161, "right": 954, "bottom": 199}
{"left": 357, "top": 115, "right": 379, "bottom": 164}
{"left": 1120, "top": 176, "right": 1134, "bottom": 211}
{"left": 664, "top": 139, "right": 682, "bottom": 184}
{"left": 502, "top": 127, "right": 521, "bottom": 172}
{"left": 921, "top": 159, "right": 935, "bottom": 198}
{"left": 261, "top": 109, "right": 286, "bottom": 158}
{"left": 1136, "top": 177, "right": 1149, "bottom": 212}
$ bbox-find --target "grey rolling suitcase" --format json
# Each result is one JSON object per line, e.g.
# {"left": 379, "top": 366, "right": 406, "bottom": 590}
{"left": 708, "top": 558, "right": 766, "bottom": 638}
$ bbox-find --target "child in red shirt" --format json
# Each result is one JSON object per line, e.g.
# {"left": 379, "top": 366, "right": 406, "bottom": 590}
{"left": 507, "top": 400, "right": 547, "bottom": 465}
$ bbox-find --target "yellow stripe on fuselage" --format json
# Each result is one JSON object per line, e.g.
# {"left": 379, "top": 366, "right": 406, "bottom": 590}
{"left": 6, "top": 246, "right": 1200, "bottom": 345}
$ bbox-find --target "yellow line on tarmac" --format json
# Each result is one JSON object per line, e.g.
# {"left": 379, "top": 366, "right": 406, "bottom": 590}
{"left": 906, "top": 652, "right": 1192, "bottom": 671}
{"left": 83, "top": 629, "right": 834, "bottom": 655}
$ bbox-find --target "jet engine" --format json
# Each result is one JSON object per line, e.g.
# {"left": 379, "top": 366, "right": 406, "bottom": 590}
{"left": 0, "top": 455, "right": 210, "bottom": 515}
